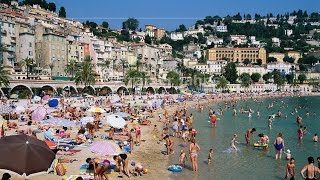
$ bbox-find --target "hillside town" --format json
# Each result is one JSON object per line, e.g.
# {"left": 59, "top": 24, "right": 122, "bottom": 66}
{"left": 0, "top": 1, "right": 320, "bottom": 96}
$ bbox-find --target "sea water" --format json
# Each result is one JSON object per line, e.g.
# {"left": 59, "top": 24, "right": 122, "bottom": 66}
{"left": 169, "top": 96, "right": 320, "bottom": 180}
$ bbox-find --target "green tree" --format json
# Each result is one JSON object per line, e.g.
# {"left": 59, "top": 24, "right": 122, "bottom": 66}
{"left": 239, "top": 73, "right": 252, "bottom": 88}
{"left": 283, "top": 56, "right": 295, "bottom": 63}
{"left": 223, "top": 62, "right": 238, "bottom": 84}
{"left": 19, "top": 58, "right": 34, "bottom": 79}
{"left": 263, "top": 72, "right": 272, "bottom": 83}
{"left": 243, "top": 58, "right": 251, "bottom": 66}
{"left": 272, "top": 70, "right": 285, "bottom": 89}
{"left": 297, "top": 74, "right": 307, "bottom": 84}
{"left": 119, "top": 58, "right": 128, "bottom": 78}
{"left": 166, "top": 71, "right": 180, "bottom": 87}
{"left": 251, "top": 73, "right": 261, "bottom": 82}
{"left": 65, "top": 59, "right": 78, "bottom": 79}
{"left": 267, "top": 57, "right": 277, "bottom": 63}
{"left": 102, "top": 21, "right": 109, "bottom": 29}
{"left": 176, "top": 24, "right": 187, "bottom": 32}
{"left": 49, "top": 63, "right": 54, "bottom": 77}
{"left": 0, "top": 65, "right": 10, "bottom": 87}
{"left": 255, "top": 59, "right": 262, "bottom": 65}
{"left": 74, "top": 56, "right": 96, "bottom": 88}
{"left": 47, "top": 2, "right": 56, "bottom": 12}
{"left": 58, "top": 6, "right": 66, "bottom": 18}
{"left": 122, "top": 18, "right": 139, "bottom": 31}
{"left": 215, "top": 76, "right": 229, "bottom": 92}
{"left": 124, "top": 69, "right": 141, "bottom": 93}
{"left": 145, "top": 35, "right": 152, "bottom": 44}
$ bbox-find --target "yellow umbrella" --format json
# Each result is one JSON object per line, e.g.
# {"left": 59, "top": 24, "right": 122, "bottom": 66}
{"left": 88, "top": 107, "right": 106, "bottom": 113}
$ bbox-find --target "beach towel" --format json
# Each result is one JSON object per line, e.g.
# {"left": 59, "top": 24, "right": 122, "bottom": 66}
{"left": 44, "top": 131, "right": 56, "bottom": 141}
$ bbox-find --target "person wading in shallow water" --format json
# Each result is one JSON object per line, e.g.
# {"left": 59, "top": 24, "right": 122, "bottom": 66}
{"left": 301, "top": 157, "right": 320, "bottom": 180}
{"left": 189, "top": 138, "right": 200, "bottom": 172}
{"left": 245, "top": 128, "right": 256, "bottom": 145}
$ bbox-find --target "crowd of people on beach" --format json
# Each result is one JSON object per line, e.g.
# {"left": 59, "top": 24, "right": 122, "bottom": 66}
{"left": 1, "top": 90, "right": 319, "bottom": 179}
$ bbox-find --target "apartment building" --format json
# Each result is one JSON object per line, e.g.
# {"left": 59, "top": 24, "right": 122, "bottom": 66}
{"left": 18, "top": 32, "right": 35, "bottom": 61}
{"left": 236, "top": 65, "right": 267, "bottom": 77}
{"left": 229, "top": 35, "right": 247, "bottom": 45}
{"left": 0, "top": 19, "right": 17, "bottom": 67}
{"left": 66, "top": 35, "right": 85, "bottom": 63}
{"left": 206, "top": 47, "right": 267, "bottom": 64}
{"left": 37, "top": 32, "right": 67, "bottom": 76}
{"left": 268, "top": 52, "right": 285, "bottom": 62}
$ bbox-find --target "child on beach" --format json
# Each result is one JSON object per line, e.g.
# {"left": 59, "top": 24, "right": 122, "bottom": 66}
{"left": 230, "top": 134, "right": 240, "bottom": 151}
{"left": 208, "top": 149, "right": 214, "bottom": 164}
{"left": 179, "top": 150, "right": 187, "bottom": 167}
{"left": 284, "top": 158, "right": 295, "bottom": 180}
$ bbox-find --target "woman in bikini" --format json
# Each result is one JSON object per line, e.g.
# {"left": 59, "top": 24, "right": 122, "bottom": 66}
{"left": 301, "top": 157, "right": 320, "bottom": 180}
{"left": 189, "top": 138, "right": 200, "bottom": 172}
{"left": 274, "top": 133, "right": 284, "bottom": 160}
{"left": 86, "top": 158, "right": 110, "bottom": 180}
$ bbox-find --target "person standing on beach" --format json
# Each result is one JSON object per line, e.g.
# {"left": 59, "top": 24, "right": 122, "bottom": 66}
{"left": 189, "top": 138, "right": 200, "bottom": 172}
{"left": 274, "top": 133, "right": 284, "bottom": 160}
{"left": 245, "top": 128, "right": 256, "bottom": 145}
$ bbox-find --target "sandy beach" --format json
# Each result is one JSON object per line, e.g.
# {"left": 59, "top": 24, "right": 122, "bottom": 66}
{"left": 0, "top": 91, "right": 316, "bottom": 180}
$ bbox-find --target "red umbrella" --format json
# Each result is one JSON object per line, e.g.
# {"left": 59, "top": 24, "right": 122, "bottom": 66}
{"left": 0, "top": 135, "right": 55, "bottom": 178}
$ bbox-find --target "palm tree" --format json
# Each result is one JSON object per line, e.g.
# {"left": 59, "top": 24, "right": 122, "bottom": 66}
{"left": 49, "top": 63, "right": 54, "bottom": 78}
{"left": 139, "top": 71, "right": 147, "bottom": 91}
{"left": 75, "top": 56, "right": 96, "bottom": 90}
{"left": 124, "top": 69, "right": 141, "bottom": 93}
{"left": 215, "top": 76, "right": 229, "bottom": 92}
{"left": 148, "top": 64, "right": 153, "bottom": 78}
{"left": 135, "top": 56, "right": 142, "bottom": 71}
{"left": 19, "top": 58, "right": 34, "bottom": 79}
{"left": 0, "top": 65, "right": 10, "bottom": 87}
{"left": 119, "top": 58, "right": 128, "bottom": 77}
{"left": 65, "top": 59, "right": 78, "bottom": 79}
{"left": 166, "top": 71, "right": 180, "bottom": 88}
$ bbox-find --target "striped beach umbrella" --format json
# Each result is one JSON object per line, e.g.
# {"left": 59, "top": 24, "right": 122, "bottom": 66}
{"left": 89, "top": 141, "right": 116, "bottom": 156}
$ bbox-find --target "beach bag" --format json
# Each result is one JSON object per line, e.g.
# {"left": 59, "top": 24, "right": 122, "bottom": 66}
{"left": 55, "top": 163, "right": 66, "bottom": 176}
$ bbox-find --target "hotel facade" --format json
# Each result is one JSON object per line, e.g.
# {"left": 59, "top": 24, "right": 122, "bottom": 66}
{"left": 206, "top": 47, "right": 267, "bottom": 64}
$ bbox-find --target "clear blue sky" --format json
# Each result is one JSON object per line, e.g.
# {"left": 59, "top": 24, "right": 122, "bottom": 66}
{"left": 50, "top": 0, "right": 320, "bottom": 30}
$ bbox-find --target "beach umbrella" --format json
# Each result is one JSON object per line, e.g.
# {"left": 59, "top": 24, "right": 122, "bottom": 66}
{"left": 71, "top": 102, "right": 83, "bottom": 107}
{"left": 15, "top": 106, "right": 26, "bottom": 113}
{"left": 80, "top": 116, "right": 94, "bottom": 125}
{"left": 88, "top": 107, "right": 106, "bottom": 113}
{"left": 106, "top": 115, "right": 126, "bottom": 129}
{"left": 133, "top": 102, "right": 146, "bottom": 107}
{"left": 48, "top": 99, "right": 59, "bottom": 108}
{"left": 0, "top": 134, "right": 55, "bottom": 178}
{"left": 0, "top": 105, "right": 12, "bottom": 114}
{"left": 42, "top": 95, "right": 50, "bottom": 101}
{"left": 31, "top": 106, "right": 47, "bottom": 121}
{"left": 42, "top": 118, "right": 76, "bottom": 127}
{"left": 89, "top": 141, "right": 116, "bottom": 156}
{"left": 10, "top": 94, "right": 18, "bottom": 99}
{"left": 113, "top": 112, "right": 130, "bottom": 118}
{"left": 33, "top": 96, "right": 41, "bottom": 102}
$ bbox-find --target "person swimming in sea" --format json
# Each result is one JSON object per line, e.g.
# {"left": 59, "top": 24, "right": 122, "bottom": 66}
{"left": 274, "top": 133, "right": 284, "bottom": 160}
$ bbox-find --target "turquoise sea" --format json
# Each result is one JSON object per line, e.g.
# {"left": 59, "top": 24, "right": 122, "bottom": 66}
{"left": 169, "top": 96, "right": 320, "bottom": 180}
